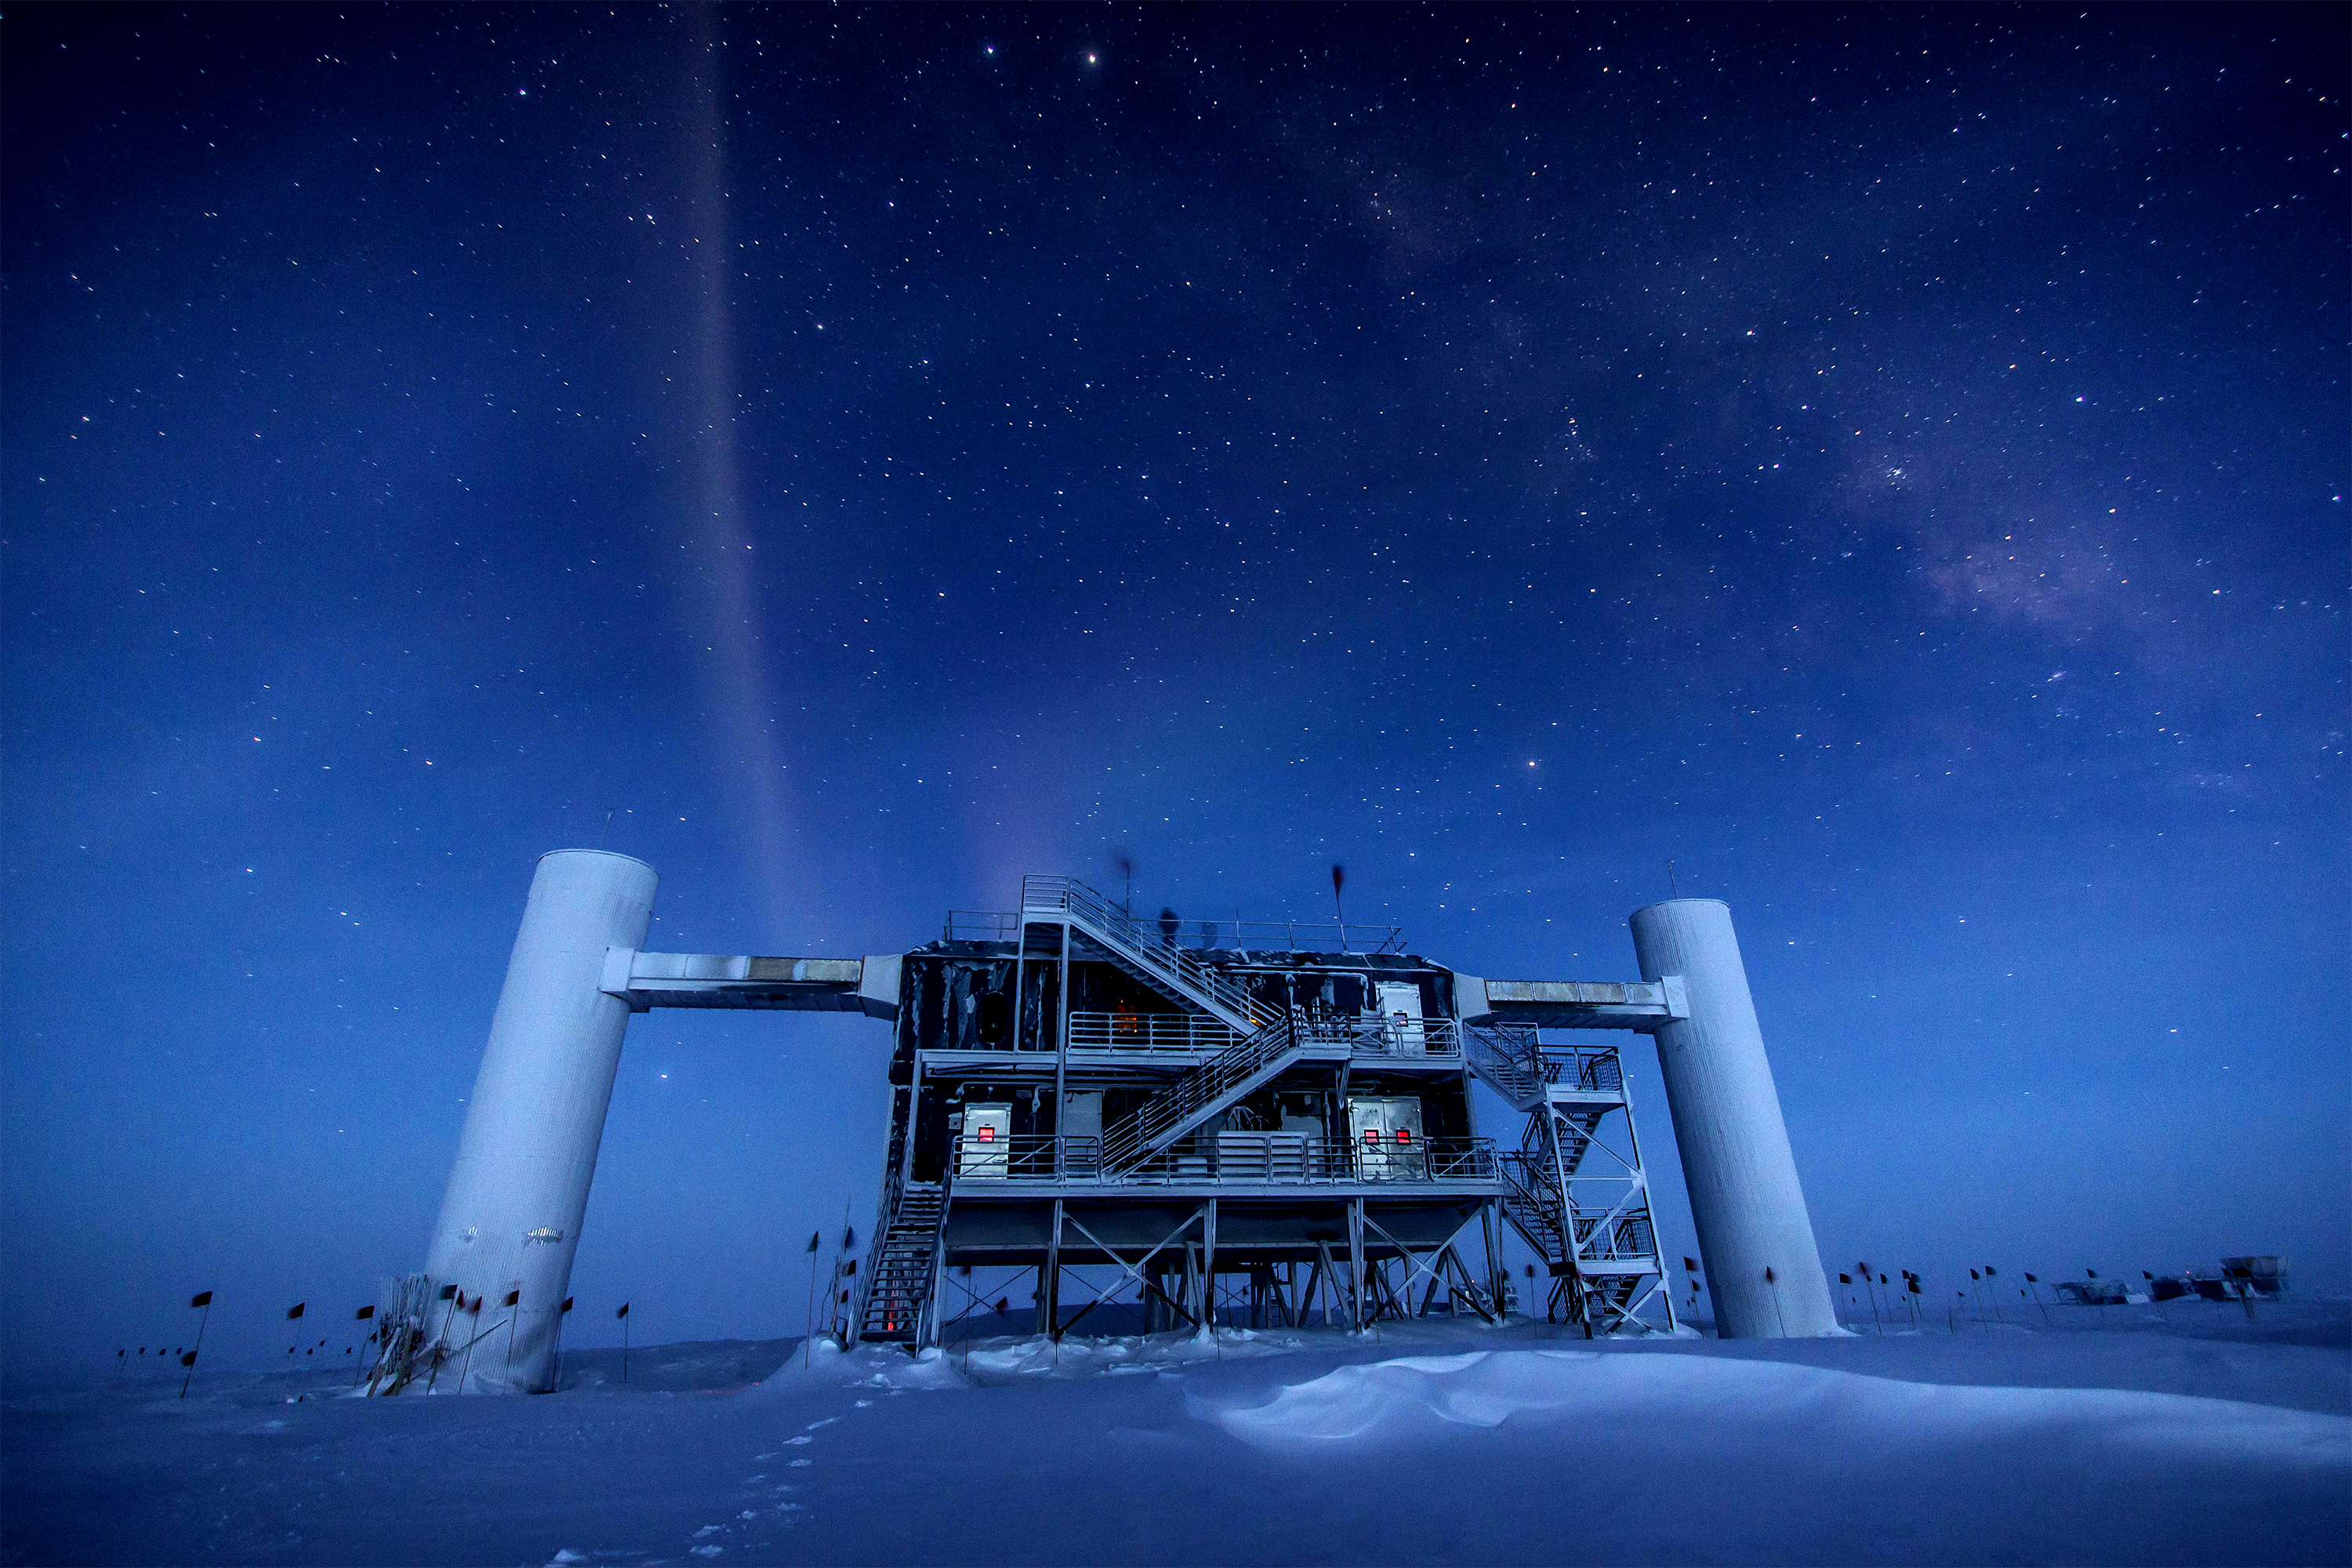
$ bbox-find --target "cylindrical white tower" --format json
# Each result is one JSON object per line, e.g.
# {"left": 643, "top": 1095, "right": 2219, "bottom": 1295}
{"left": 423, "top": 850, "right": 657, "bottom": 1390}
{"left": 1628, "top": 898, "right": 1838, "bottom": 1338}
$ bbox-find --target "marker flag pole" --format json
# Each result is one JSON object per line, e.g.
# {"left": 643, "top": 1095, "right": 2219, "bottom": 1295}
{"left": 179, "top": 1291, "right": 214, "bottom": 1399}
{"left": 456, "top": 1294, "right": 485, "bottom": 1392}
{"left": 353, "top": 1305, "right": 375, "bottom": 1387}
{"left": 502, "top": 1289, "right": 522, "bottom": 1378}
{"left": 617, "top": 1301, "right": 630, "bottom": 1384}
{"left": 804, "top": 1229, "right": 822, "bottom": 1367}
{"left": 426, "top": 1283, "right": 459, "bottom": 1392}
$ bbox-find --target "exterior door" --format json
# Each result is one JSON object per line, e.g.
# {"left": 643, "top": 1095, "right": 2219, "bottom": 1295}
{"left": 1376, "top": 982, "right": 1426, "bottom": 1055}
{"left": 1346, "top": 1095, "right": 1427, "bottom": 1180}
{"left": 958, "top": 1103, "right": 1012, "bottom": 1178}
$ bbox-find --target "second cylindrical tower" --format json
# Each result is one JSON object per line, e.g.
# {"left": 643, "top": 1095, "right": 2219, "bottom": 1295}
{"left": 422, "top": 849, "right": 657, "bottom": 1390}
{"left": 1629, "top": 898, "right": 1837, "bottom": 1338}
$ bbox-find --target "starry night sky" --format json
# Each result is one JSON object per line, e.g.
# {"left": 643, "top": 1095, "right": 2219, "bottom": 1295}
{"left": 5, "top": 5, "right": 2344, "bottom": 1374}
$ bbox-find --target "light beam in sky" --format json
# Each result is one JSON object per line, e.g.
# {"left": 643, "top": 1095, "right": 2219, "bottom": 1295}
{"left": 681, "top": 9, "right": 802, "bottom": 940}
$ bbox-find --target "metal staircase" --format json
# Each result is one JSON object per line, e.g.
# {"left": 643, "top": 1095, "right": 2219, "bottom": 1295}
{"left": 1022, "top": 877, "right": 1267, "bottom": 1033}
{"left": 1468, "top": 1025, "right": 1669, "bottom": 1332}
{"left": 1497, "top": 1151, "right": 1572, "bottom": 1265}
{"left": 855, "top": 1178, "right": 946, "bottom": 1345}
{"left": 1024, "top": 876, "right": 1326, "bottom": 1171}
{"left": 1098, "top": 1014, "right": 1325, "bottom": 1169}
{"left": 1465, "top": 1024, "right": 1546, "bottom": 1109}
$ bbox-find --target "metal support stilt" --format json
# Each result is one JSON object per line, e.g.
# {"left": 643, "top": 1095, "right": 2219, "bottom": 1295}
{"left": 1043, "top": 1199, "right": 1063, "bottom": 1340}
{"left": 1348, "top": 1199, "right": 1367, "bottom": 1332}
{"left": 1200, "top": 1199, "right": 1218, "bottom": 1332}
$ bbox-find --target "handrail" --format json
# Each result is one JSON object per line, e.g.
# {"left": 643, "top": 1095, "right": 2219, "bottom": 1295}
{"left": 947, "top": 1131, "right": 1495, "bottom": 1186}
{"left": 1498, "top": 1151, "right": 1657, "bottom": 1264}
{"left": 1124, "top": 1134, "right": 1495, "bottom": 1185}
{"left": 1298, "top": 1014, "right": 1461, "bottom": 1057}
{"left": 953, "top": 1134, "right": 1101, "bottom": 1181}
{"left": 1070, "top": 1011, "right": 1459, "bottom": 1057}
{"left": 1468, "top": 1026, "right": 1626, "bottom": 1102}
{"left": 1022, "top": 875, "right": 1268, "bottom": 1033}
{"left": 944, "top": 910, "right": 1023, "bottom": 942}
{"left": 1099, "top": 1012, "right": 1301, "bottom": 1167}
{"left": 1025, "top": 875, "right": 1457, "bottom": 1172}
{"left": 1466, "top": 1025, "right": 1545, "bottom": 1105}
{"left": 1067, "top": 1011, "right": 1243, "bottom": 1052}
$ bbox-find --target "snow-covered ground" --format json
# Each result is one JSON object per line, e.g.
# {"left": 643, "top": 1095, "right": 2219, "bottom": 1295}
{"left": 6, "top": 1300, "right": 2346, "bottom": 1566}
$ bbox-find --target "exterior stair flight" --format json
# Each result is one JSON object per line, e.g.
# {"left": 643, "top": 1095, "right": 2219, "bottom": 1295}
{"left": 1023, "top": 877, "right": 1324, "bottom": 1171}
{"left": 1464, "top": 1025, "right": 1547, "bottom": 1110}
{"left": 856, "top": 1179, "right": 946, "bottom": 1344}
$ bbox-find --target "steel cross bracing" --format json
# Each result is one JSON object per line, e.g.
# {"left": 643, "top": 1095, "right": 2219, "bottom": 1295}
{"left": 1019, "top": 876, "right": 1343, "bottom": 1171}
{"left": 1465, "top": 1025, "right": 1674, "bottom": 1334}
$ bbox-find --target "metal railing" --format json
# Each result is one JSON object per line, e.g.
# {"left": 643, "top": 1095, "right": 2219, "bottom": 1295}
{"left": 951, "top": 1132, "right": 1495, "bottom": 1186}
{"left": 1468, "top": 1025, "right": 1626, "bottom": 1104}
{"left": 943, "top": 910, "right": 1023, "bottom": 943}
{"left": 945, "top": 901, "right": 1407, "bottom": 955}
{"left": 953, "top": 1134, "right": 1101, "bottom": 1181}
{"left": 1544, "top": 1047, "right": 1625, "bottom": 1091}
{"left": 1066, "top": 1011, "right": 1243, "bottom": 1052}
{"left": 1466, "top": 1024, "right": 1545, "bottom": 1104}
{"left": 1208, "top": 917, "right": 1407, "bottom": 955}
{"left": 1497, "top": 1151, "right": 1658, "bottom": 1265}
{"left": 1099, "top": 1011, "right": 1302, "bottom": 1168}
{"left": 1022, "top": 875, "right": 1271, "bottom": 1033}
{"left": 1298, "top": 1014, "right": 1461, "bottom": 1057}
{"left": 1124, "top": 1134, "right": 1495, "bottom": 1185}
{"left": 1068, "top": 1011, "right": 1458, "bottom": 1057}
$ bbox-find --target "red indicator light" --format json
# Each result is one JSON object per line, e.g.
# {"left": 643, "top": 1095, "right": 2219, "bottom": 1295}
{"left": 977, "top": 1126, "right": 995, "bottom": 1142}
{"left": 1363, "top": 1129, "right": 1380, "bottom": 1144}
{"left": 1396, "top": 1128, "right": 1412, "bottom": 1144}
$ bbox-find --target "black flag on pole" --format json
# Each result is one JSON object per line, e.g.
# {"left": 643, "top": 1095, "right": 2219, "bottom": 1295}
{"left": 561, "top": 1297, "right": 574, "bottom": 1313}
{"left": 354, "top": 1305, "right": 374, "bottom": 1320}
{"left": 808, "top": 1230, "right": 821, "bottom": 1253}
{"left": 189, "top": 1291, "right": 213, "bottom": 1308}
{"left": 503, "top": 1290, "right": 521, "bottom": 1308}
{"left": 287, "top": 1303, "right": 305, "bottom": 1320}
{"left": 616, "top": 1302, "right": 630, "bottom": 1319}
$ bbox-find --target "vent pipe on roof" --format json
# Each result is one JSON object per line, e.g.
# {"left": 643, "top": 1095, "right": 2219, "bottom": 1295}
{"left": 1629, "top": 898, "right": 1837, "bottom": 1339}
